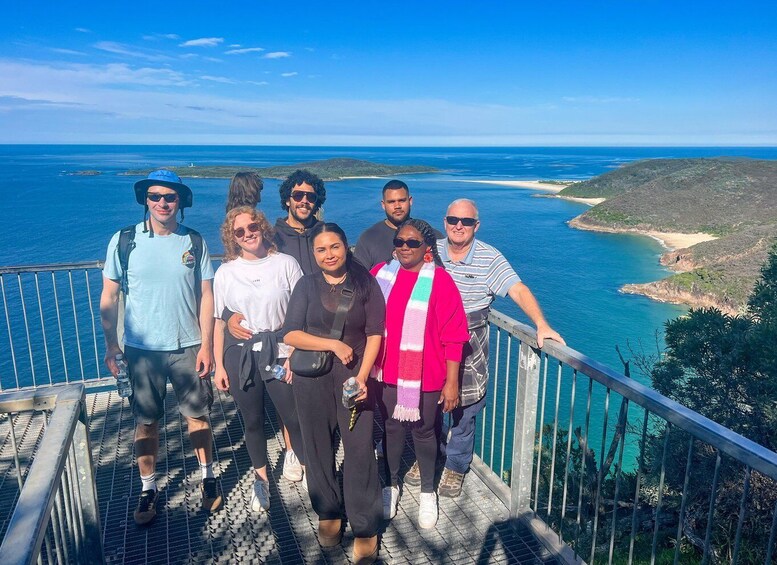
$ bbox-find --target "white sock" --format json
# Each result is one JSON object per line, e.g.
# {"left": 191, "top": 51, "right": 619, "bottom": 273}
{"left": 140, "top": 472, "right": 157, "bottom": 492}
{"left": 200, "top": 462, "right": 214, "bottom": 481}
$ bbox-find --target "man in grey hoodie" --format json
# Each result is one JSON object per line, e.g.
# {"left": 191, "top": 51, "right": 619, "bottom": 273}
{"left": 272, "top": 169, "right": 327, "bottom": 274}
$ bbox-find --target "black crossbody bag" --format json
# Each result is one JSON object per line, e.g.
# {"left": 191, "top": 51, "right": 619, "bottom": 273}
{"left": 289, "top": 281, "right": 355, "bottom": 378}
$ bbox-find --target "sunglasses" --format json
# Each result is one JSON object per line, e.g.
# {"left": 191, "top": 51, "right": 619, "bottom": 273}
{"left": 233, "top": 223, "right": 261, "bottom": 239}
{"left": 147, "top": 192, "right": 179, "bottom": 203}
{"left": 445, "top": 215, "right": 478, "bottom": 227}
{"left": 393, "top": 238, "right": 424, "bottom": 249}
{"left": 290, "top": 191, "right": 318, "bottom": 204}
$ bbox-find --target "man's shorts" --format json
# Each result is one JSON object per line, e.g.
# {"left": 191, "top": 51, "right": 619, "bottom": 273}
{"left": 124, "top": 345, "right": 213, "bottom": 424}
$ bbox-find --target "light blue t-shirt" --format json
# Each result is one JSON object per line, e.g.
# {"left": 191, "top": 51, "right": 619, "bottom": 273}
{"left": 103, "top": 222, "right": 215, "bottom": 351}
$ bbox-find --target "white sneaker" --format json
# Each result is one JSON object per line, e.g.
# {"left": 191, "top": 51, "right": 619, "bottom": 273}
{"left": 251, "top": 479, "right": 270, "bottom": 512}
{"left": 418, "top": 492, "right": 438, "bottom": 529}
{"left": 283, "top": 450, "right": 303, "bottom": 482}
{"left": 382, "top": 485, "right": 399, "bottom": 520}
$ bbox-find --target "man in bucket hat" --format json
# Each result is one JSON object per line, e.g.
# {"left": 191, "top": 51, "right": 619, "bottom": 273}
{"left": 100, "top": 170, "right": 221, "bottom": 525}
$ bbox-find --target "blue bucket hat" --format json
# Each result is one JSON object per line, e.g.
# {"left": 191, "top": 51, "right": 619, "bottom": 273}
{"left": 133, "top": 169, "right": 193, "bottom": 208}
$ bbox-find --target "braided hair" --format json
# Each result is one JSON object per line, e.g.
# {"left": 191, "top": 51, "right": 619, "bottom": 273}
{"left": 396, "top": 218, "right": 443, "bottom": 267}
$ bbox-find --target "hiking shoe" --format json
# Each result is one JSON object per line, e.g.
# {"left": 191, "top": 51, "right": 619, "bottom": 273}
{"left": 382, "top": 485, "right": 399, "bottom": 520}
{"left": 200, "top": 478, "right": 223, "bottom": 512}
{"left": 438, "top": 468, "right": 465, "bottom": 498}
{"left": 418, "top": 492, "right": 438, "bottom": 529}
{"left": 134, "top": 489, "right": 158, "bottom": 525}
{"left": 283, "top": 450, "right": 303, "bottom": 482}
{"left": 251, "top": 479, "right": 270, "bottom": 512}
{"left": 404, "top": 461, "right": 421, "bottom": 487}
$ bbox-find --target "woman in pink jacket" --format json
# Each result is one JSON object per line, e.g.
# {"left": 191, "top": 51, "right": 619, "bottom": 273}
{"left": 371, "top": 218, "right": 468, "bottom": 530}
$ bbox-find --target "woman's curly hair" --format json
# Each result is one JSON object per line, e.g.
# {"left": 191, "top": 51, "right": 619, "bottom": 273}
{"left": 220, "top": 206, "right": 277, "bottom": 261}
{"left": 396, "top": 218, "right": 443, "bottom": 267}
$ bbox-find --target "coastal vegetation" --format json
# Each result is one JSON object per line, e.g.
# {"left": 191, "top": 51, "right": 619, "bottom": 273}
{"left": 531, "top": 245, "right": 777, "bottom": 562}
{"left": 561, "top": 158, "right": 777, "bottom": 312}
{"left": 116, "top": 157, "right": 438, "bottom": 181}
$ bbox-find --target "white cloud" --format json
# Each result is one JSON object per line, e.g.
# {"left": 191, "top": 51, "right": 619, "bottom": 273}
{"left": 264, "top": 51, "right": 291, "bottom": 59}
{"left": 247, "top": 80, "right": 269, "bottom": 86}
{"left": 225, "top": 47, "right": 265, "bottom": 55}
{"left": 93, "top": 41, "right": 171, "bottom": 62}
{"left": 281, "top": 72, "right": 298, "bottom": 77}
{"left": 74, "top": 28, "right": 90, "bottom": 33}
{"left": 179, "top": 37, "right": 224, "bottom": 47}
{"left": 50, "top": 48, "right": 86, "bottom": 56}
{"left": 203, "top": 57, "right": 223, "bottom": 63}
{"left": 143, "top": 33, "right": 180, "bottom": 41}
{"left": 200, "top": 75, "right": 235, "bottom": 84}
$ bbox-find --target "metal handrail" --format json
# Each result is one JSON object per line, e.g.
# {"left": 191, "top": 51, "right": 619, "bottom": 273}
{"left": 487, "top": 309, "right": 777, "bottom": 482}
{"left": 0, "top": 384, "right": 103, "bottom": 564}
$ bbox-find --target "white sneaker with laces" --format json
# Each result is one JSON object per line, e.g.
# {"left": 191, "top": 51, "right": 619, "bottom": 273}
{"left": 251, "top": 479, "right": 270, "bottom": 512}
{"left": 418, "top": 492, "right": 438, "bottom": 529}
{"left": 382, "top": 485, "right": 399, "bottom": 520}
{"left": 283, "top": 450, "right": 303, "bottom": 482}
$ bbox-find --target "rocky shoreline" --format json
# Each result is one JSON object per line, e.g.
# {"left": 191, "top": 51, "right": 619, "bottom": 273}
{"left": 568, "top": 216, "right": 732, "bottom": 312}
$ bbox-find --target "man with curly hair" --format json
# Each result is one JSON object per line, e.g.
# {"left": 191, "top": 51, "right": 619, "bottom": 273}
{"left": 274, "top": 169, "right": 327, "bottom": 275}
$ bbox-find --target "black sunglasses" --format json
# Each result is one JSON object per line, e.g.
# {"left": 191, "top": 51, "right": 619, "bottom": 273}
{"left": 233, "top": 223, "right": 261, "bottom": 239}
{"left": 393, "top": 238, "right": 424, "bottom": 249}
{"left": 290, "top": 191, "right": 318, "bottom": 204}
{"left": 445, "top": 215, "right": 477, "bottom": 227}
{"left": 147, "top": 192, "right": 179, "bottom": 203}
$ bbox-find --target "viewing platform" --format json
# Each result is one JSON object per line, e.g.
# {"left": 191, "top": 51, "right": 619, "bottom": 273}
{"left": 0, "top": 262, "right": 776, "bottom": 564}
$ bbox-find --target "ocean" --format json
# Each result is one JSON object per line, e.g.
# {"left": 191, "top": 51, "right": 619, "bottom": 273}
{"left": 2, "top": 145, "right": 776, "bottom": 462}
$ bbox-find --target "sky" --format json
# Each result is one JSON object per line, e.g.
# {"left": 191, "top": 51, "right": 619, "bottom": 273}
{"left": 1, "top": 1, "right": 776, "bottom": 146}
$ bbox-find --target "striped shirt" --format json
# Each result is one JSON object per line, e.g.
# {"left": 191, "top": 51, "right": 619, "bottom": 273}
{"left": 437, "top": 238, "right": 521, "bottom": 313}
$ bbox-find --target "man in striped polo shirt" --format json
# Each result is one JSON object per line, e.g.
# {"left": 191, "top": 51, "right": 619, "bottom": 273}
{"left": 434, "top": 198, "right": 565, "bottom": 498}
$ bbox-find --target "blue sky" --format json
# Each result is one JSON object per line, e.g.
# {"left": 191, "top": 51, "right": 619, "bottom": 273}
{"left": 2, "top": 1, "right": 776, "bottom": 145}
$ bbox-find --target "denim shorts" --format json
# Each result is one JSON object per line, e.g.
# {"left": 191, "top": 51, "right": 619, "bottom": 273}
{"left": 124, "top": 345, "right": 213, "bottom": 424}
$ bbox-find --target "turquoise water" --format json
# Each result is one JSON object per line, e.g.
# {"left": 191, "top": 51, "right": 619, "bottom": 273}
{"left": 1, "top": 145, "right": 775, "bottom": 462}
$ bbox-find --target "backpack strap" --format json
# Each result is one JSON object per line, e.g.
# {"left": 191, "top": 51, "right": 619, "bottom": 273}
{"left": 117, "top": 225, "right": 137, "bottom": 295}
{"left": 185, "top": 227, "right": 204, "bottom": 315}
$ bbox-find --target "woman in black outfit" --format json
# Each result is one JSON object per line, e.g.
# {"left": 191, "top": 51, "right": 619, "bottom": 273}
{"left": 283, "top": 222, "right": 384, "bottom": 564}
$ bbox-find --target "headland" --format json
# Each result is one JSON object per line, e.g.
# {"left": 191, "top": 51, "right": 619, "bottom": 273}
{"left": 560, "top": 158, "right": 777, "bottom": 313}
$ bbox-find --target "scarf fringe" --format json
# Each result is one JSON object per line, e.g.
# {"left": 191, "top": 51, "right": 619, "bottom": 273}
{"left": 392, "top": 404, "right": 421, "bottom": 422}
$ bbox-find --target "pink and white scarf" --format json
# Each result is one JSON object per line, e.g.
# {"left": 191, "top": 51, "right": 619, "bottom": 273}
{"left": 374, "top": 260, "right": 435, "bottom": 422}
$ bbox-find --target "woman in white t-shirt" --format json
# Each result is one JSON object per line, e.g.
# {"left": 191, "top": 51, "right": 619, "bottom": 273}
{"left": 213, "top": 206, "right": 304, "bottom": 513}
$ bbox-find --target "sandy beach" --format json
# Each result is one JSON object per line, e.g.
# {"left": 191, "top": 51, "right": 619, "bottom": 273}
{"left": 457, "top": 179, "right": 573, "bottom": 193}
{"left": 568, "top": 217, "right": 717, "bottom": 251}
{"left": 557, "top": 195, "right": 606, "bottom": 206}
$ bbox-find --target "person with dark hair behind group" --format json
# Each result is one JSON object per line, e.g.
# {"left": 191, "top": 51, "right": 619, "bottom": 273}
{"left": 283, "top": 222, "right": 384, "bottom": 564}
{"left": 225, "top": 171, "right": 263, "bottom": 212}
{"left": 371, "top": 218, "right": 468, "bottom": 530}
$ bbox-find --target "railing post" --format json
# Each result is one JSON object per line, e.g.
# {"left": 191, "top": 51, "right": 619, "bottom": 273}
{"left": 73, "top": 404, "right": 104, "bottom": 564}
{"left": 510, "top": 340, "right": 541, "bottom": 517}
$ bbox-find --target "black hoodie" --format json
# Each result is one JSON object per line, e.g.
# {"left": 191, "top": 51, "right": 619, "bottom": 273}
{"left": 273, "top": 217, "right": 320, "bottom": 275}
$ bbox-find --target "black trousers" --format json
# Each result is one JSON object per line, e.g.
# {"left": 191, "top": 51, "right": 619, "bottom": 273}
{"left": 293, "top": 362, "right": 382, "bottom": 538}
{"left": 224, "top": 349, "right": 305, "bottom": 470}
{"left": 381, "top": 384, "right": 441, "bottom": 493}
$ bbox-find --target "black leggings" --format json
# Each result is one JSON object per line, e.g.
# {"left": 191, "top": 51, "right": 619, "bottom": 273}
{"left": 382, "top": 384, "right": 441, "bottom": 493}
{"left": 224, "top": 349, "right": 305, "bottom": 470}
{"left": 293, "top": 362, "right": 382, "bottom": 538}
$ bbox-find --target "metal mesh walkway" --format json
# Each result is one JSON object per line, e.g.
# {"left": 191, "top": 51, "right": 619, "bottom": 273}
{"left": 3, "top": 387, "right": 560, "bottom": 564}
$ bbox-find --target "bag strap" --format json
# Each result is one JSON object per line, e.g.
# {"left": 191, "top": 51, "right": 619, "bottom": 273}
{"left": 185, "top": 227, "right": 204, "bottom": 316}
{"left": 327, "top": 279, "right": 355, "bottom": 340}
{"left": 117, "top": 225, "right": 137, "bottom": 295}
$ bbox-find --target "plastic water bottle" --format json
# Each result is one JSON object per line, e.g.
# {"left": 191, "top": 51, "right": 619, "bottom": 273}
{"left": 342, "top": 377, "right": 360, "bottom": 408}
{"left": 268, "top": 364, "right": 287, "bottom": 380}
{"left": 115, "top": 354, "right": 132, "bottom": 398}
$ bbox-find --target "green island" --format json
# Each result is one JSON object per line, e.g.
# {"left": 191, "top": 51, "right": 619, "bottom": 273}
{"left": 560, "top": 157, "right": 777, "bottom": 313}
{"left": 116, "top": 157, "right": 438, "bottom": 181}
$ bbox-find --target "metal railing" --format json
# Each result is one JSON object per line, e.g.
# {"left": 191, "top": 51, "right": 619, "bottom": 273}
{"left": 0, "top": 383, "right": 103, "bottom": 564}
{"left": 4, "top": 262, "right": 777, "bottom": 563}
{"left": 470, "top": 310, "right": 777, "bottom": 564}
